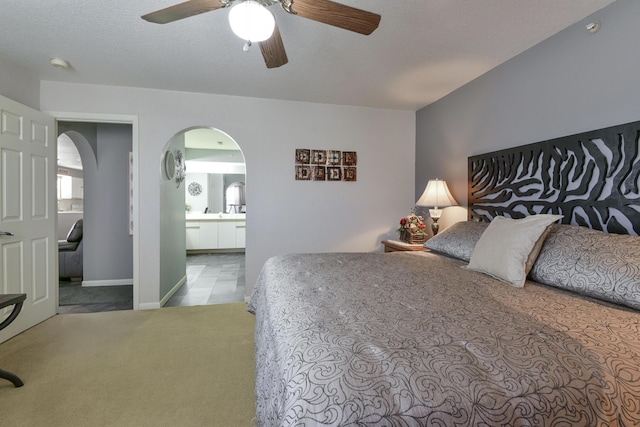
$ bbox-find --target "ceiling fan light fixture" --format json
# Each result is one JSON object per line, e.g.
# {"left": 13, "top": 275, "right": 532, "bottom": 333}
{"left": 229, "top": 0, "right": 275, "bottom": 43}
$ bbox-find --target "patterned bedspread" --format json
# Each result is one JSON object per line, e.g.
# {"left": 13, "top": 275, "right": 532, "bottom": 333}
{"left": 247, "top": 252, "right": 640, "bottom": 426}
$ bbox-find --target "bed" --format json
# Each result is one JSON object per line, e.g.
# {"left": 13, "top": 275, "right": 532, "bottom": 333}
{"left": 248, "top": 121, "right": 640, "bottom": 426}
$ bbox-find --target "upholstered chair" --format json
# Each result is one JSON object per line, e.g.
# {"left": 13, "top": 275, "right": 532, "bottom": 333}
{"left": 59, "top": 219, "right": 83, "bottom": 279}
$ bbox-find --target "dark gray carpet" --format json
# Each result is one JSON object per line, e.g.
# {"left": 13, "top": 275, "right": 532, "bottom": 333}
{"left": 59, "top": 282, "right": 133, "bottom": 306}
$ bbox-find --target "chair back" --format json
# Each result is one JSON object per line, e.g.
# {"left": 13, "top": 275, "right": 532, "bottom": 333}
{"left": 66, "top": 219, "right": 83, "bottom": 243}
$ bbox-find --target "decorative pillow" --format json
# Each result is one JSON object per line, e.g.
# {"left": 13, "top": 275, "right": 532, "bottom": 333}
{"left": 530, "top": 224, "right": 640, "bottom": 310}
{"left": 467, "top": 214, "right": 563, "bottom": 288}
{"left": 425, "top": 220, "right": 489, "bottom": 262}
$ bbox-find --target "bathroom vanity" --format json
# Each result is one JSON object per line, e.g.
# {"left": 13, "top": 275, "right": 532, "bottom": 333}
{"left": 185, "top": 213, "right": 246, "bottom": 251}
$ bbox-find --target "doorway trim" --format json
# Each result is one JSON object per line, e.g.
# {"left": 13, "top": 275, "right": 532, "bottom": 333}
{"left": 47, "top": 111, "right": 140, "bottom": 310}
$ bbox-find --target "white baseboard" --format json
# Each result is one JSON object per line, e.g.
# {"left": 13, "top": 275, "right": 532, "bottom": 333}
{"left": 138, "top": 302, "right": 161, "bottom": 310}
{"left": 160, "top": 275, "right": 187, "bottom": 307}
{"left": 81, "top": 278, "right": 133, "bottom": 287}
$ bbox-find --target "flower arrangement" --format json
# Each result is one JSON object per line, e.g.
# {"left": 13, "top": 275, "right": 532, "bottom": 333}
{"left": 398, "top": 209, "right": 428, "bottom": 243}
{"left": 398, "top": 210, "right": 426, "bottom": 234}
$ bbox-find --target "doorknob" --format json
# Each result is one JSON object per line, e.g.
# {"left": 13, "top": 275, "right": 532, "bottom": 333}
{"left": 0, "top": 231, "right": 14, "bottom": 236}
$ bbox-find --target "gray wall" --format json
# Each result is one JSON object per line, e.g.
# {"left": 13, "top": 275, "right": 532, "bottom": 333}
{"left": 61, "top": 123, "right": 134, "bottom": 284}
{"left": 59, "top": 122, "right": 98, "bottom": 160}
{"left": 415, "top": 0, "right": 640, "bottom": 229}
{"left": 93, "top": 124, "right": 134, "bottom": 281}
{"left": 160, "top": 133, "right": 187, "bottom": 300}
{"left": 0, "top": 54, "right": 39, "bottom": 109}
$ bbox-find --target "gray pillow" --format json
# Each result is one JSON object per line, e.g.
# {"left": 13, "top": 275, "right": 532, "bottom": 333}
{"left": 530, "top": 224, "right": 640, "bottom": 310}
{"left": 425, "top": 221, "right": 489, "bottom": 262}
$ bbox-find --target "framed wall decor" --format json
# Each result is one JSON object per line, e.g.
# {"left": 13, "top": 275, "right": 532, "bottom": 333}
{"left": 327, "top": 166, "right": 342, "bottom": 181}
{"left": 311, "top": 166, "right": 326, "bottom": 181}
{"left": 174, "top": 149, "right": 186, "bottom": 188}
{"left": 328, "top": 150, "right": 342, "bottom": 165}
{"left": 295, "top": 165, "right": 311, "bottom": 180}
{"left": 188, "top": 181, "right": 203, "bottom": 196}
{"left": 343, "top": 167, "right": 357, "bottom": 181}
{"left": 342, "top": 151, "right": 357, "bottom": 166}
{"left": 296, "top": 149, "right": 310, "bottom": 164}
{"left": 311, "top": 149, "right": 327, "bottom": 164}
{"left": 295, "top": 148, "right": 357, "bottom": 182}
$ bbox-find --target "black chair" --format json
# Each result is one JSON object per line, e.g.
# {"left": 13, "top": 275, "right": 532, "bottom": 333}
{"left": 59, "top": 219, "right": 83, "bottom": 279}
{"left": 0, "top": 293, "right": 26, "bottom": 387}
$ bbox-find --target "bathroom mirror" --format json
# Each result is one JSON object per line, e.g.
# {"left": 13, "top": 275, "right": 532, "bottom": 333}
{"left": 225, "top": 181, "right": 246, "bottom": 213}
{"left": 183, "top": 128, "right": 246, "bottom": 214}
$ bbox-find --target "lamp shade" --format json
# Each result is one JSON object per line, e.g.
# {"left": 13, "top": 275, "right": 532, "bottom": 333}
{"left": 416, "top": 179, "right": 458, "bottom": 208}
{"left": 229, "top": 1, "right": 275, "bottom": 43}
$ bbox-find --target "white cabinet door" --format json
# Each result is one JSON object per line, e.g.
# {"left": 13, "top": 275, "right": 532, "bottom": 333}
{"left": 218, "top": 221, "right": 236, "bottom": 249}
{"left": 185, "top": 221, "right": 200, "bottom": 250}
{"left": 199, "top": 221, "right": 218, "bottom": 249}
{"left": 236, "top": 222, "right": 246, "bottom": 248}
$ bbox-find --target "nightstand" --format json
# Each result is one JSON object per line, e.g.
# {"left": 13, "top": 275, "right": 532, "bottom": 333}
{"left": 382, "top": 240, "right": 428, "bottom": 253}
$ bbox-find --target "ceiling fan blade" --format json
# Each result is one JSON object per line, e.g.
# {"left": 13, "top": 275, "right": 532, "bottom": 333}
{"left": 289, "top": 0, "right": 380, "bottom": 35}
{"left": 142, "top": 0, "right": 226, "bottom": 24}
{"left": 259, "top": 23, "right": 288, "bottom": 68}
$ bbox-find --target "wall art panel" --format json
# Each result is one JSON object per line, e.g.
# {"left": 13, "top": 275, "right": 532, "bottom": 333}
{"left": 295, "top": 148, "right": 357, "bottom": 182}
{"left": 468, "top": 120, "right": 640, "bottom": 235}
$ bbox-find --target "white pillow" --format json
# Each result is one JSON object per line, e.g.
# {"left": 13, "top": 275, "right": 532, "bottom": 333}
{"left": 467, "top": 214, "right": 563, "bottom": 287}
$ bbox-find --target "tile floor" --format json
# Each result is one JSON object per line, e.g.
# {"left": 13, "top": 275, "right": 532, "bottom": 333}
{"left": 58, "top": 253, "right": 245, "bottom": 313}
{"left": 165, "top": 253, "right": 246, "bottom": 307}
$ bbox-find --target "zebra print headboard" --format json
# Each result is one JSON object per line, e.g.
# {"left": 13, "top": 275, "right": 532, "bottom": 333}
{"left": 468, "top": 120, "right": 640, "bottom": 236}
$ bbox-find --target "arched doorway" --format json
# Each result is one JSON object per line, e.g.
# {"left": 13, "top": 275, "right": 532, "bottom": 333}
{"left": 160, "top": 127, "right": 247, "bottom": 307}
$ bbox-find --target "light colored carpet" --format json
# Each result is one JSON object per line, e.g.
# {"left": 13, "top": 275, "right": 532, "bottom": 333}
{"left": 0, "top": 303, "right": 255, "bottom": 426}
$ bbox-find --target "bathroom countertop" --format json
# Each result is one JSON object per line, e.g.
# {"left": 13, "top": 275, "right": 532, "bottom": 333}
{"left": 186, "top": 213, "right": 246, "bottom": 221}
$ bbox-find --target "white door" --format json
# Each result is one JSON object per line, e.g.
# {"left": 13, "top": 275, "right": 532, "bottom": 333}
{"left": 0, "top": 95, "right": 56, "bottom": 344}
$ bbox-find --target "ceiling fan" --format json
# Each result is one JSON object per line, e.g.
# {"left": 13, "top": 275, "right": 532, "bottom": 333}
{"left": 142, "top": 0, "right": 381, "bottom": 68}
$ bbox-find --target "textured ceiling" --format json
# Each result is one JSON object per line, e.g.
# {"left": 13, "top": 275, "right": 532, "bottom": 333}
{"left": 0, "top": 0, "right": 615, "bottom": 111}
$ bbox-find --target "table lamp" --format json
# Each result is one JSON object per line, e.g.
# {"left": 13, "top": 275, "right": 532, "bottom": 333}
{"left": 416, "top": 179, "right": 458, "bottom": 235}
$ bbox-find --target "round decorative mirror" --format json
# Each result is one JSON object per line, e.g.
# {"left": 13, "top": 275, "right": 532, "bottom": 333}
{"left": 164, "top": 150, "right": 176, "bottom": 180}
